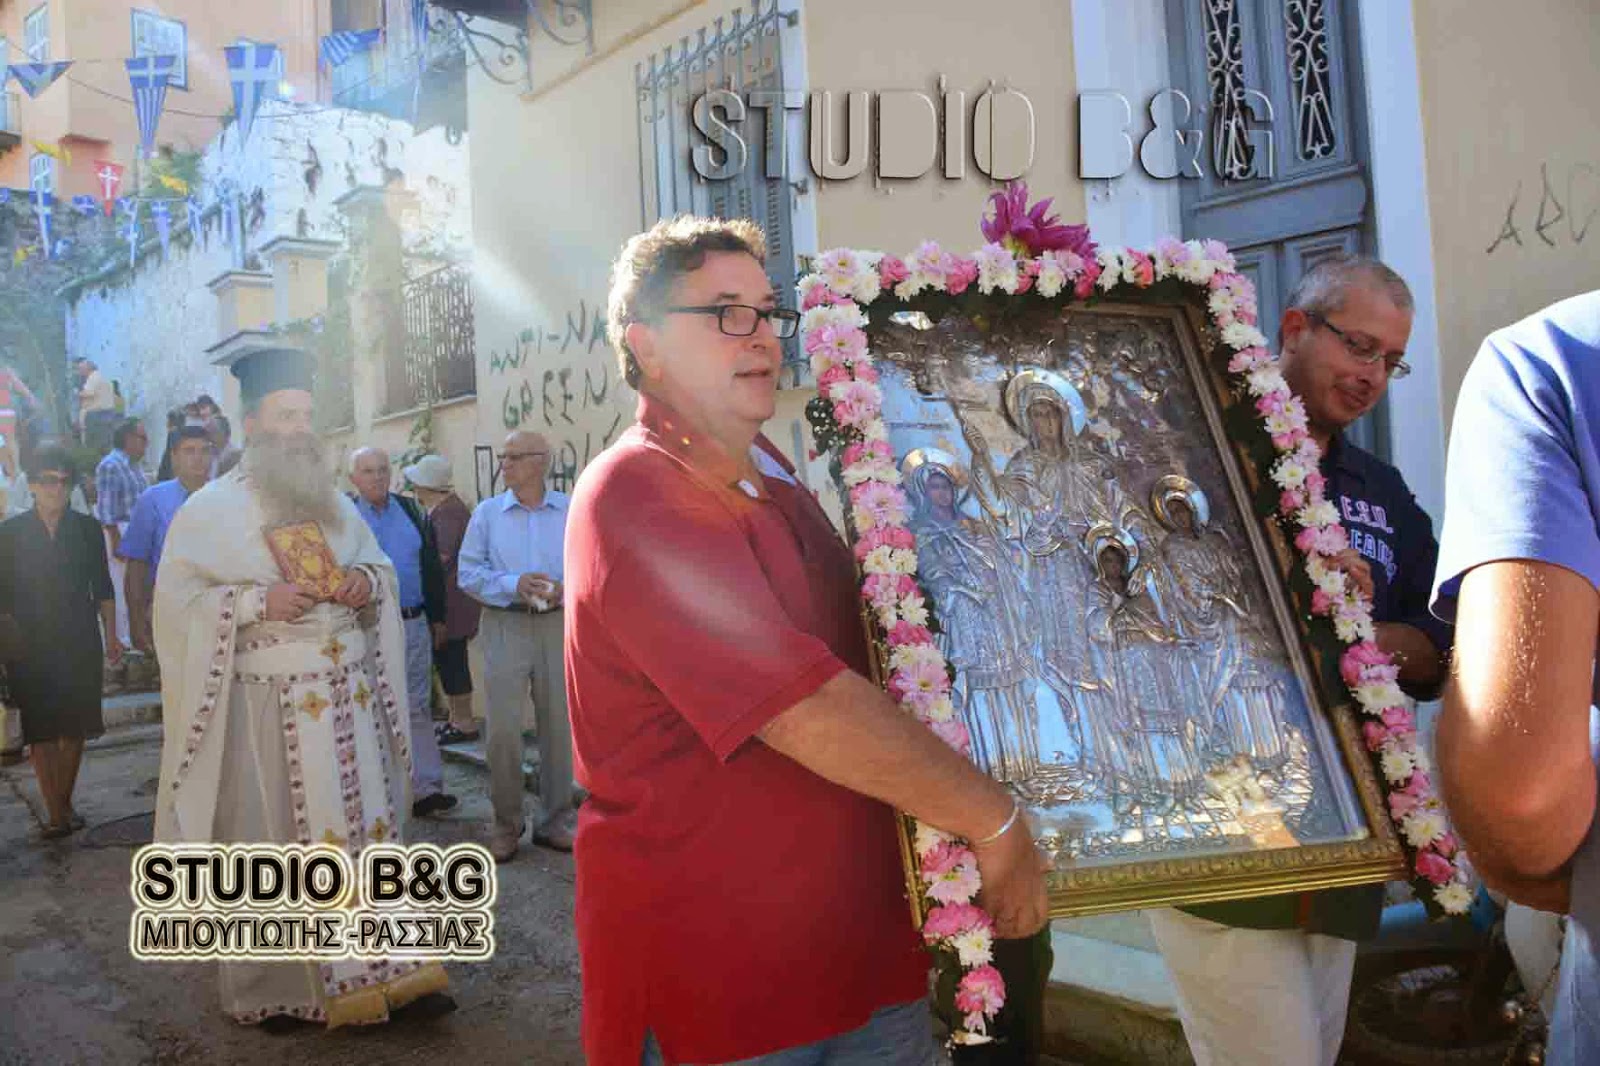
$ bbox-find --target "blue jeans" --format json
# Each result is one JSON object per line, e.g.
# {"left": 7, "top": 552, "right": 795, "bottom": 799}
{"left": 640, "top": 998, "right": 939, "bottom": 1066}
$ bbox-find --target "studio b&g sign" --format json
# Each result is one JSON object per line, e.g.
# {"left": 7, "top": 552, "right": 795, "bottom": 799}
{"left": 688, "top": 88, "right": 1277, "bottom": 185}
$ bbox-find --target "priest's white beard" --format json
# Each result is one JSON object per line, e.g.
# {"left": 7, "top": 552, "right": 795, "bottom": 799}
{"left": 245, "top": 431, "right": 344, "bottom": 531}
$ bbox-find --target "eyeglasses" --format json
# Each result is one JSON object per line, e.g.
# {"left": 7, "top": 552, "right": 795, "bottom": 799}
{"left": 1307, "top": 312, "right": 1411, "bottom": 379}
{"left": 665, "top": 304, "right": 800, "bottom": 339}
{"left": 498, "top": 451, "right": 548, "bottom": 464}
{"left": 31, "top": 474, "right": 70, "bottom": 487}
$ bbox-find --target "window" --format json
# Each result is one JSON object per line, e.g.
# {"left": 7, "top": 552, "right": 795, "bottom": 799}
{"left": 635, "top": 0, "right": 803, "bottom": 373}
{"left": 24, "top": 5, "right": 48, "bottom": 63}
{"left": 131, "top": 9, "right": 187, "bottom": 89}
{"left": 29, "top": 152, "right": 55, "bottom": 196}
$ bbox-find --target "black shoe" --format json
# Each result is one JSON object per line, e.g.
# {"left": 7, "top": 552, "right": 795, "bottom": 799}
{"left": 411, "top": 793, "right": 459, "bottom": 817}
{"left": 435, "top": 724, "right": 479, "bottom": 745}
{"left": 390, "top": 992, "right": 457, "bottom": 1023}
{"left": 258, "top": 1014, "right": 319, "bottom": 1036}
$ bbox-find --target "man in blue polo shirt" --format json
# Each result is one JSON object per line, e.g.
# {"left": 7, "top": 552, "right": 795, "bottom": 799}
{"left": 121, "top": 424, "right": 212, "bottom": 655}
{"left": 1147, "top": 254, "right": 1451, "bottom": 1066}
{"left": 1432, "top": 290, "right": 1600, "bottom": 1066}
{"left": 350, "top": 445, "right": 456, "bottom": 818}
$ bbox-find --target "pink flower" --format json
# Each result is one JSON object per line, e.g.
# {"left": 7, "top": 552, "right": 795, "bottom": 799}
{"left": 1201, "top": 239, "right": 1236, "bottom": 272}
{"left": 843, "top": 439, "right": 893, "bottom": 470}
{"left": 1305, "top": 471, "right": 1327, "bottom": 497}
{"left": 1434, "top": 832, "right": 1460, "bottom": 858}
{"left": 1271, "top": 430, "right": 1309, "bottom": 451}
{"left": 922, "top": 902, "right": 991, "bottom": 942}
{"left": 889, "top": 620, "right": 935, "bottom": 647}
{"left": 1381, "top": 706, "right": 1415, "bottom": 731}
{"left": 980, "top": 181, "right": 1096, "bottom": 259}
{"left": 1310, "top": 588, "right": 1334, "bottom": 616}
{"left": 929, "top": 715, "right": 970, "bottom": 753}
{"left": 1404, "top": 772, "right": 1434, "bottom": 797}
{"left": 1416, "top": 850, "right": 1455, "bottom": 886}
{"left": 863, "top": 572, "right": 916, "bottom": 610}
{"left": 955, "top": 965, "right": 1006, "bottom": 1018}
{"left": 1280, "top": 489, "right": 1306, "bottom": 514}
{"left": 1389, "top": 789, "right": 1423, "bottom": 821}
{"left": 921, "top": 843, "right": 982, "bottom": 904}
{"left": 890, "top": 658, "right": 952, "bottom": 702}
{"left": 879, "top": 255, "right": 910, "bottom": 286}
{"left": 1341, "top": 642, "right": 1390, "bottom": 686}
{"left": 801, "top": 283, "right": 841, "bottom": 310}
{"left": 1127, "top": 251, "right": 1155, "bottom": 287}
{"left": 1362, "top": 721, "right": 1391, "bottom": 752}
{"left": 816, "top": 364, "right": 851, "bottom": 391}
{"left": 945, "top": 257, "right": 979, "bottom": 295}
{"left": 1256, "top": 391, "right": 1288, "bottom": 417}
{"left": 1310, "top": 525, "right": 1350, "bottom": 556}
{"left": 1074, "top": 261, "right": 1102, "bottom": 298}
{"left": 851, "top": 481, "right": 907, "bottom": 529}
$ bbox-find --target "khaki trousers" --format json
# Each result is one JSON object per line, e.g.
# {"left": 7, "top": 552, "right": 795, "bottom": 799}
{"left": 479, "top": 607, "right": 572, "bottom": 832}
{"left": 1147, "top": 907, "right": 1357, "bottom": 1066}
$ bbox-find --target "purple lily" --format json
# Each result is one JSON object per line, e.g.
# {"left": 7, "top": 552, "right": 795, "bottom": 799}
{"left": 980, "top": 181, "right": 1096, "bottom": 260}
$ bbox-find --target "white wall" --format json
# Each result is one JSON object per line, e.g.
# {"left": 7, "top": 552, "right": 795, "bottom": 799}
{"left": 65, "top": 101, "right": 471, "bottom": 464}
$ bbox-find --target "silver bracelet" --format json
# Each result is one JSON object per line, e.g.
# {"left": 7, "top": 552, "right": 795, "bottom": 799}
{"left": 972, "top": 799, "right": 1021, "bottom": 847}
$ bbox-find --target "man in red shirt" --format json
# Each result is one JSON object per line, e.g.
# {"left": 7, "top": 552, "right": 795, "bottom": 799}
{"left": 565, "top": 217, "right": 1049, "bottom": 1065}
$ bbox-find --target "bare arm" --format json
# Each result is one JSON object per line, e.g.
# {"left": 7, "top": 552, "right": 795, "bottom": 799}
{"left": 760, "top": 670, "right": 1049, "bottom": 937}
{"left": 126, "top": 559, "right": 152, "bottom": 652}
{"left": 1439, "top": 560, "right": 1598, "bottom": 911}
{"left": 1375, "top": 622, "right": 1444, "bottom": 690}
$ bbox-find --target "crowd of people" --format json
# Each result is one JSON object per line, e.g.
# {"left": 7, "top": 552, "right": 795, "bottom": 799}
{"left": 0, "top": 214, "right": 1596, "bottom": 1065}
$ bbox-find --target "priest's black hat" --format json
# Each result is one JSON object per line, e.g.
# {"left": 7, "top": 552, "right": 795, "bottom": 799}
{"left": 229, "top": 346, "right": 316, "bottom": 407}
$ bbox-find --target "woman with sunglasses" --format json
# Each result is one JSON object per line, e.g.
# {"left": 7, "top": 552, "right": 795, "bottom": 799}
{"left": 0, "top": 443, "right": 119, "bottom": 839}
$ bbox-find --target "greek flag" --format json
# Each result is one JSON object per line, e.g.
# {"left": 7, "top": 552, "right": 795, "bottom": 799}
{"left": 125, "top": 55, "right": 177, "bottom": 158}
{"left": 124, "top": 198, "right": 142, "bottom": 268}
{"left": 319, "top": 29, "right": 381, "bottom": 69}
{"left": 71, "top": 195, "right": 98, "bottom": 217}
{"left": 225, "top": 42, "right": 281, "bottom": 146}
{"left": 6, "top": 61, "right": 71, "bottom": 99}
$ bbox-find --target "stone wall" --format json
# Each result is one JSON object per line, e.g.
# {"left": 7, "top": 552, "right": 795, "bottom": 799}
{"left": 64, "top": 100, "right": 470, "bottom": 463}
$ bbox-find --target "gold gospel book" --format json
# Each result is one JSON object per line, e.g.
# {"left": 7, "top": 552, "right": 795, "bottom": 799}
{"left": 263, "top": 522, "right": 345, "bottom": 602}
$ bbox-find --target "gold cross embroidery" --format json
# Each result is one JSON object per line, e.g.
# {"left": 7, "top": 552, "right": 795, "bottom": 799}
{"left": 299, "top": 690, "right": 331, "bottom": 721}
{"left": 321, "top": 637, "right": 346, "bottom": 666}
{"left": 353, "top": 682, "right": 372, "bottom": 709}
{"left": 370, "top": 817, "right": 389, "bottom": 843}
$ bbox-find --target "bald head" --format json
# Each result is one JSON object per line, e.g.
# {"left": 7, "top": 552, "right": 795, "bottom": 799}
{"left": 500, "top": 430, "right": 552, "bottom": 498}
{"left": 349, "top": 446, "right": 393, "bottom": 507}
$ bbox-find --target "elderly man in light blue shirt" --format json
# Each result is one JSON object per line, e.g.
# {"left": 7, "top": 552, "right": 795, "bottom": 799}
{"left": 459, "top": 429, "right": 574, "bottom": 862}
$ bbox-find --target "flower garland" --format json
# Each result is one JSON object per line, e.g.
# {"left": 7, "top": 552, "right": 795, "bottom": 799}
{"left": 799, "top": 192, "right": 1474, "bottom": 1040}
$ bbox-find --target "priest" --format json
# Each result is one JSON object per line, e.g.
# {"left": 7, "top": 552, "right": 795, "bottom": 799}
{"left": 152, "top": 347, "right": 451, "bottom": 1030}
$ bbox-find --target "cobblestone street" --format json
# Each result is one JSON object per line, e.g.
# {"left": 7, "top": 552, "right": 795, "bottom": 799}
{"left": 0, "top": 724, "right": 586, "bottom": 1066}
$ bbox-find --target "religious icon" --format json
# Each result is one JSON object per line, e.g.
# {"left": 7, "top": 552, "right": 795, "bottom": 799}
{"left": 264, "top": 521, "right": 346, "bottom": 602}
{"left": 856, "top": 298, "right": 1404, "bottom": 918}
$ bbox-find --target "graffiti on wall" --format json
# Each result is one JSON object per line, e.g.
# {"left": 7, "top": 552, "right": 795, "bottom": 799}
{"left": 1488, "top": 161, "right": 1598, "bottom": 254}
{"left": 485, "top": 297, "right": 631, "bottom": 492}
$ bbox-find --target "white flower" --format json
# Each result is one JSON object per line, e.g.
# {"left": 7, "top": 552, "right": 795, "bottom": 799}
{"left": 1272, "top": 456, "right": 1310, "bottom": 491}
{"left": 1246, "top": 368, "right": 1288, "bottom": 397}
{"left": 1435, "top": 882, "right": 1474, "bottom": 915}
{"left": 1035, "top": 259, "right": 1066, "bottom": 298}
{"left": 895, "top": 275, "right": 932, "bottom": 300}
{"left": 1095, "top": 247, "right": 1125, "bottom": 291}
{"left": 1296, "top": 499, "right": 1341, "bottom": 529}
{"left": 851, "top": 270, "right": 883, "bottom": 305}
{"left": 862, "top": 545, "right": 898, "bottom": 575}
{"left": 1223, "top": 321, "right": 1270, "bottom": 351}
{"left": 890, "top": 642, "right": 946, "bottom": 674}
{"left": 798, "top": 274, "right": 831, "bottom": 306}
{"left": 862, "top": 418, "right": 890, "bottom": 443}
{"left": 1306, "top": 557, "right": 1347, "bottom": 598}
{"left": 1380, "top": 747, "right": 1417, "bottom": 784}
{"left": 914, "top": 820, "right": 954, "bottom": 856}
{"left": 801, "top": 302, "right": 868, "bottom": 334}
{"left": 974, "top": 242, "right": 1020, "bottom": 294}
{"left": 1176, "top": 241, "right": 1216, "bottom": 285}
{"left": 924, "top": 695, "right": 958, "bottom": 723}
{"left": 1335, "top": 612, "right": 1377, "bottom": 645}
{"left": 899, "top": 594, "right": 930, "bottom": 628}
{"left": 1402, "top": 809, "right": 1447, "bottom": 849}
{"left": 1355, "top": 681, "right": 1407, "bottom": 714}
{"left": 951, "top": 927, "right": 995, "bottom": 968}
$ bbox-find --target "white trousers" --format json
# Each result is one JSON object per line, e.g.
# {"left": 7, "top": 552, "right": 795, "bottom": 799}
{"left": 1147, "top": 907, "right": 1357, "bottom": 1066}
{"left": 404, "top": 615, "right": 445, "bottom": 799}
{"left": 105, "top": 527, "right": 130, "bottom": 648}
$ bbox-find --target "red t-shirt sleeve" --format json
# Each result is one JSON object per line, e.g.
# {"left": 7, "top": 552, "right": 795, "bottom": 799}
{"left": 594, "top": 473, "right": 848, "bottom": 762}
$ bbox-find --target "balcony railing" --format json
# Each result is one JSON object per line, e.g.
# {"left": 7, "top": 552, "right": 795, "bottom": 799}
{"left": 0, "top": 91, "right": 20, "bottom": 152}
{"left": 386, "top": 262, "right": 476, "bottom": 415}
{"left": 331, "top": 22, "right": 467, "bottom": 137}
